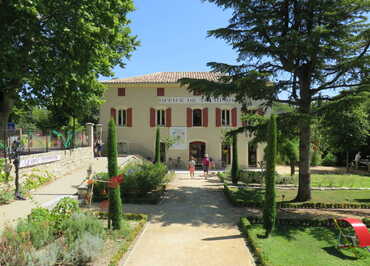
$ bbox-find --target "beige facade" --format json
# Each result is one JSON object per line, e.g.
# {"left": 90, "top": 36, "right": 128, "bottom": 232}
{"left": 99, "top": 72, "right": 265, "bottom": 169}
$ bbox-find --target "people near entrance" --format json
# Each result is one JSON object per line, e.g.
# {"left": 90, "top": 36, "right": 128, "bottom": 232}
{"left": 188, "top": 157, "right": 196, "bottom": 178}
{"left": 354, "top": 152, "right": 361, "bottom": 169}
{"left": 209, "top": 157, "right": 215, "bottom": 170}
{"left": 95, "top": 136, "right": 103, "bottom": 157}
{"left": 202, "top": 154, "right": 210, "bottom": 178}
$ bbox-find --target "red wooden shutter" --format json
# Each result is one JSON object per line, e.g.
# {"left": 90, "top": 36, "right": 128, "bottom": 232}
{"left": 127, "top": 108, "right": 132, "bottom": 127}
{"left": 157, "top": 88, "right": 165, "bottom": 96}
{"left": 165, "top": 108, "right": 172, "bottom": 127}
{"left": 110, "top": 108, "right": 116, "bottom": 123}
{"left": 231, "top": 108, "right": 237, "bottom": 127}
{"left": 186, "top": 108, "right": 192, "bottom": 127}
{"left": 150, "top": 108, "right": 156, "bottom": 127}
{"left": 118, "top": 87, "right": 125, "bottom": 96}
{"left": 215, "top": 108, "right": 221, "bottom": 127}
{"left": 202, "top": 108, "right": 208, "bottom": 127}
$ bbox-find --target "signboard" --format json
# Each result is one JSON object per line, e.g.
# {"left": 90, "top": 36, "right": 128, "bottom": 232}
{"left": 20, "top": 155, "right": 61, "bottom": 168}
{"left": 169, "top": 127, "right": 187, "bottom": 150}
{"left": 159, "top": 96, "right": 236, "bottom": 104}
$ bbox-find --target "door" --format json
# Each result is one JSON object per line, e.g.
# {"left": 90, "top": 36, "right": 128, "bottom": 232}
{"left": 189, "top": 141, "right": 206, "bottom": 167}
{"left": 248, "top": 143, "right": 257, "bottom": 167}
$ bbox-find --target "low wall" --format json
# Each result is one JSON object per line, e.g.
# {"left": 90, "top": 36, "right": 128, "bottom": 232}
{"left": 16, "top": 147, "right": 94, "bottom": 179}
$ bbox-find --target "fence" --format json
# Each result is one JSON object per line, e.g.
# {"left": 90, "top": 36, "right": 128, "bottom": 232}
{"left": 0, "top": 127, "right": 89, "bottom": 158}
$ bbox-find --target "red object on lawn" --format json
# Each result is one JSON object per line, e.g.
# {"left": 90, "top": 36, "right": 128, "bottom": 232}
{"left": 108, "top": 174, "right": 124, "bottom": 188}
{"left": 337, "top": 218, "right": 370, "bottom": 248}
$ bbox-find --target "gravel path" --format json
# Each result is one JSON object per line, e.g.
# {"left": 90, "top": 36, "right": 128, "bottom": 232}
{"left": 122, "top": 172, "right": 255, "bottom": 266}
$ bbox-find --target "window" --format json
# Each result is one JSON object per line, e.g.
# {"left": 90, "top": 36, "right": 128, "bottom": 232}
{"left": 193, "top": 90, "right": 201, "bottom": 96}
{"left": 157, "top": 109, "right": 166, "bottom": 127}
{"left": 118, "top": 87, "right": 125, "bottom": 96}
{"left": 118, "top": 109, "right": 127, "bottom": 127}
{"left": 221, "top": 109, "right": 231, "bottom": 126}
{"left": 192, "top": 109, "right": 202, "bottom": 126}
{"left": 157, "top": 88, "right": 165, "bottom": 96}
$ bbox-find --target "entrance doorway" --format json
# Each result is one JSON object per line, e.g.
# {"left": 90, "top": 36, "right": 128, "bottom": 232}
{"left": 248, "top": 143, "right": 257, "bottom": 167}
{"left": 189, "top": 141, "right": 206, "bottom": 167}
{"left": 221, "top": 143, "right": 231, "bottom": 168}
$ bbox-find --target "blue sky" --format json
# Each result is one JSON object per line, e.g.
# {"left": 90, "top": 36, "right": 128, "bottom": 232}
{"left": 108, "top": 0, "right": 238, "bottom": 79}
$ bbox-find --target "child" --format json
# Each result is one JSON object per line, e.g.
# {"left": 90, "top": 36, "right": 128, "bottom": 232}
{"left": 202, "top": 154, "right": 210, "bottom": 179}
{"left": 188, "top": 157, "right": 196, "bottom": 178}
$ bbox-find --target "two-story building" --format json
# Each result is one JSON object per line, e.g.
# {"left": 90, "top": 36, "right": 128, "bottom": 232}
{"left": 99, "top": 72, "right": 265, "bottom": 169}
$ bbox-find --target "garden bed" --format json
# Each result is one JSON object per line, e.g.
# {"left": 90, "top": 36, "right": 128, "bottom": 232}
{"left": 224, "top": 184, "right": 370, "bottom": 209}
{"left": 240, "top": 217, "right": 370, "bottom": 266}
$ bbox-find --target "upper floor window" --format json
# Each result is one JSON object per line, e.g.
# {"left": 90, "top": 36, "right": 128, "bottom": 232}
{"left": 157, "top": 109, "right": 166, "bottom": 127}
{"left": 192, "top": 109, "right": 202, "bottom": 127}
{"left": 157, "top": 88, "right": 165, "bottom": 96}
{"left": 221, "top": 109, "right": 231, "bottom": 126}
{"left": 118, "top": 87, "right": 125, "bottom": 96}
{"left": 118, "top": 109, "right": 127, "bottom": 127}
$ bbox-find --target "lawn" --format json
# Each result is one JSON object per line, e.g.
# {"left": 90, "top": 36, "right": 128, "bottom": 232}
{"left": 309, "top": 174, "right": 370, "bottom": 188}
{"left": 227, "top": 186, "right": 370, "bottom": 205}
{"left": 243, "top": 223, "right": 370, "bottom": 266}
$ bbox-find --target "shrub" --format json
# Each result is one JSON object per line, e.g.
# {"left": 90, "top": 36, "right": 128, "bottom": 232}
{"left": 0, "top": 186, "right": 14, "bottom": 204}
{"left": 62, "top": 232, "right": 104, "bottom": 264}
{"left": 51, "top": 197, "right": 80, "bottom": 234}
{"left": 121, "top": 162, "right": 168, "bottom": 198}
{"left": 239, "top": 170, "right": 264, "bottom": 184}
{"left": 16, "top": 219, "right": 54, "bottom": 249}
{"left": 26, "top": 241, "right": 60, "bottom": 266}
{"left": 62, "top": 213, "right": 104, "bottom": 244}
{"left": 28, "top": 208, "right": 53, "bottom": 224}
{"left": 311, "top": 150, "right": 322, "bottom": 166}
{"left": 322, "top": 152, "right": 337, "bottom": 166}
{"left": 275, "top": 174, "right": 295, "bottom": 184}
{"left": 92, "top": 172, "right": 109, "bottom": 202}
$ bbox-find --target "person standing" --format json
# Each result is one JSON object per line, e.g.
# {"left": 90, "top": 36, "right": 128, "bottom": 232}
{"left": 95, "top": 136, "right": 103, "bottom": 157}
{"left": 354, "top": 152, "right": 361, "bottom": 169}
{"left": 202, "top": 154, "right": 210, "bottom": 179}
{"left": 188, "top": 157, "right": 196, "bottom": 178}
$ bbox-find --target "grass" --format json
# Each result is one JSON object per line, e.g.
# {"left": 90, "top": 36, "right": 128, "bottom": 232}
{"left": 227, "top": 186, "right": 370, "bottom": 205}
{"left": 309, "top": 174, "right": 370, "bottom": 188}
{"left": 243, "top": 222, "right": 370, "bottom": 266}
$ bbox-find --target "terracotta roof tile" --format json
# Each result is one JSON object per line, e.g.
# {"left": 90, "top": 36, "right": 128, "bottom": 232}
{"left": 101, "top": 72, "right": 223, "bottom": 84}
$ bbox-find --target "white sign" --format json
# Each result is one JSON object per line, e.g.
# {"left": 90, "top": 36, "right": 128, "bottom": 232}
{"left": 159, "top": 97, "right": 236, "bottom": 104}
{"left": 169, "top": 127, "right": 187, "bottom": 150}
{"left": 20, "top": 155, "right": 61, "bottom": 168}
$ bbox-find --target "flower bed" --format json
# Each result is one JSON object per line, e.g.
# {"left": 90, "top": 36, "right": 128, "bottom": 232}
{"left": 0, "top": 197, "right": 147, "bottom": 266}
{"left": 224, "top": 184, "right": 370, "bottom": 209}
{"left": 239, "top": 217, "right": 370, "bottom": 266}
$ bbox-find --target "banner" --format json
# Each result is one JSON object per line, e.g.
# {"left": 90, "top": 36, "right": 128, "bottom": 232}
{"left": 159, "top": 96, "right": 236, "bottom": 104}
{"left": 20, "top": 155, "right": 61, "bottom": 168}
{"left": 169, "top": 127, "right": 187, "bottom": 150}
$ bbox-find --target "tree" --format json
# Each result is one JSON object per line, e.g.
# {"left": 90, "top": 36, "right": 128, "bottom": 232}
{"left": 231, "top": 134, "right": 239, "bottom": 184}
{"left": 107, "top": 119, "right": 123, "bottom": 230}
{"left": 319, "top": 91, "right": 370, "bottom": 171}
{"left": 0, "top": 0, "right": 138, "bottom": 147}
{"left": 280, "top": 140, "right": 299, "bottom": 176}
{"left": 180, "top": 1, "right": 370, "bottom": 201}
{"left": 263, "top": 114, "right": 277, "bottom": 237}
{"left": 154, "top": 127, "right": 161, "bottom": 163}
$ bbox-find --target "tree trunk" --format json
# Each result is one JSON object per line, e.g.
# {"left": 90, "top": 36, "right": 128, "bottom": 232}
{"left": 290, "top": 161, "right": 295, "bottom": 176}
{"left": 346, "top": 151, "right": 349, "bottom": 172}
{"left": 0, "top": 91, "right": 15, "bottom": 159}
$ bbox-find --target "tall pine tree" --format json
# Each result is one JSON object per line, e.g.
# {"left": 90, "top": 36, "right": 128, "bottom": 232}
{"left": 180, "top": 0, "right": 370, "bottom": 201}
{"left": 263, "top": 114, "right": 277, "bottom": 237}
{"left": 107, "top": 119, "right": 123, "bottom": 230}
{"left": 231, "top": 134, "right": 239, "bottom": 185}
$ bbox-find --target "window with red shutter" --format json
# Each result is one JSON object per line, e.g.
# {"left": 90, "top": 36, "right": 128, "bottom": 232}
{"left": 118, "top": 87, "right": 125, "bottom": 96}
{"left": 110, "top": 108, "right": 117, "bottom": 123}
{"left": 215, "top": 108, "right": 221, "bottom": 127}
{"left": 165, "top": 108, "right": 172, "bottom": 127}
{"left": 150, "top": 108, "right": 156, "bottom": 127}
{"left": 231, "top": 108, "right": 237, "bottom": 127}
{"left": 192, "top": 109, "right": 202, "bottom": 127}
{"left": 202, "top": 108, "right": 208, "bottom": 127}
{"left": 186, "top": 108, "right": 192, "bottom": 127}
{"left": 157, "top": 88, "right": 165, "bottom": 96}
{"left": 126, "top": 108, "right": 132, "bottom": 127}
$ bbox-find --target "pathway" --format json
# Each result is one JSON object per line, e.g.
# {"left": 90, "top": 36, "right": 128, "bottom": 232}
{"left": 0, "top": 157, "right": 131, "bottom": 232}
{"left": 122, "top": 172, "right": 255, "bottom": 266}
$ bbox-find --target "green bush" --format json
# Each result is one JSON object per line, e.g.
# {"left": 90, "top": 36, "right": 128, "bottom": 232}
{"left": 239, "top": 170, "right": 264, "bottom": 184}
{"left": 275, "top": 174, "right": 295, "bottom": 184}
{"left": 16, "top": 219, "right": 54, "bottom": 249}
{"left": 92, "top": 172, "right": 110, "bottom": 201}
{"left": 0, "top": 186, "right": 14, "bottom": 204}
{"left": 62, "top": 213, "right": 104, "bottom": 244}
{"left": 51, "top": 197, "right": 80, "bottom": 234}
{"left": 311, "top": 150, "right": 322, "bottom": 166}
{"left": 322, "top": 152, "right": 337, "bottom": 166}
{"left": 121, "top": 162, "right": 168, "bottom": 198}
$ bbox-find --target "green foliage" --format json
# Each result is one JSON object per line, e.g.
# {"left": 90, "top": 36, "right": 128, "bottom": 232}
{"left": 0, "top": 186, "right": 13, "bottom": 205}
{"left": 155, "top": 127, "right": 161, "bottom": 163}
{"left": 107, "top": 119, "right": 123, "bottom": 230}
{"left": 16, "top": 218, "right": 54, "bottom": 249}
{"left": 322, "top": 152, "right": 337, "bottom": 166}
{"left": 263, "top": 114, "right": 277, "bottom": 237}
{"left": 121, "top": 163, "right": 169, "bottom": 198}
{"left": 0, "top": 158, "right": 11, "bottom": 183}
{"left": 62, "top": 213, "right": 104, "bottom": 244}
{"left": 311, "top": 150, "right": 322, "bottom": 166}
{"left": 22, "top": 171, "right": 53, "bottom": 192}
{"left": 231, "top": 134, "right": 239, "bottom": 185}
{"left": 51, "top": 197, "right": 80, "bottom": 234}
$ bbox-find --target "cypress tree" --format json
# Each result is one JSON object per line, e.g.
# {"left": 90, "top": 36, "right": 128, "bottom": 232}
{"left": 154, "top": 127, "right": 161, "bottom": 163}
{"left": 231, "top": 134, "right": 239, "bottom": 185}
{"left": 263, "top": 114, "right": 277, "bottom": 237}
{"left": 107, "top": 119, "right": 122, "bottom": 230}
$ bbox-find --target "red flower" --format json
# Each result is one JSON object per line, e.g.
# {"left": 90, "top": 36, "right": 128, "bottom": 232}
{"left": 108, "top": 174, "right": 124, "bottom": 188}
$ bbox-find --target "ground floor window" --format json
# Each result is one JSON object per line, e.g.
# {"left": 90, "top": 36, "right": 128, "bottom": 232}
{"left": 248, "top": 143, "right": 257, "bottom": 167}
{"left": 157, "top": 109, "right": 165, "bottom": 127}
{"left": 221, "top": 109, "right": 231, "bottom": 126}
{"left": 118, "top": 109, "right": 127, "bottom": 127}
{"left": 192, "top": 109, "right": 202, "bottom": 127}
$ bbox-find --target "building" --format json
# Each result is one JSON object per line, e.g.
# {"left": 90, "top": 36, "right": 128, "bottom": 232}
{"left": 99, "top": 72, "right": 265, "bottom": 169}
